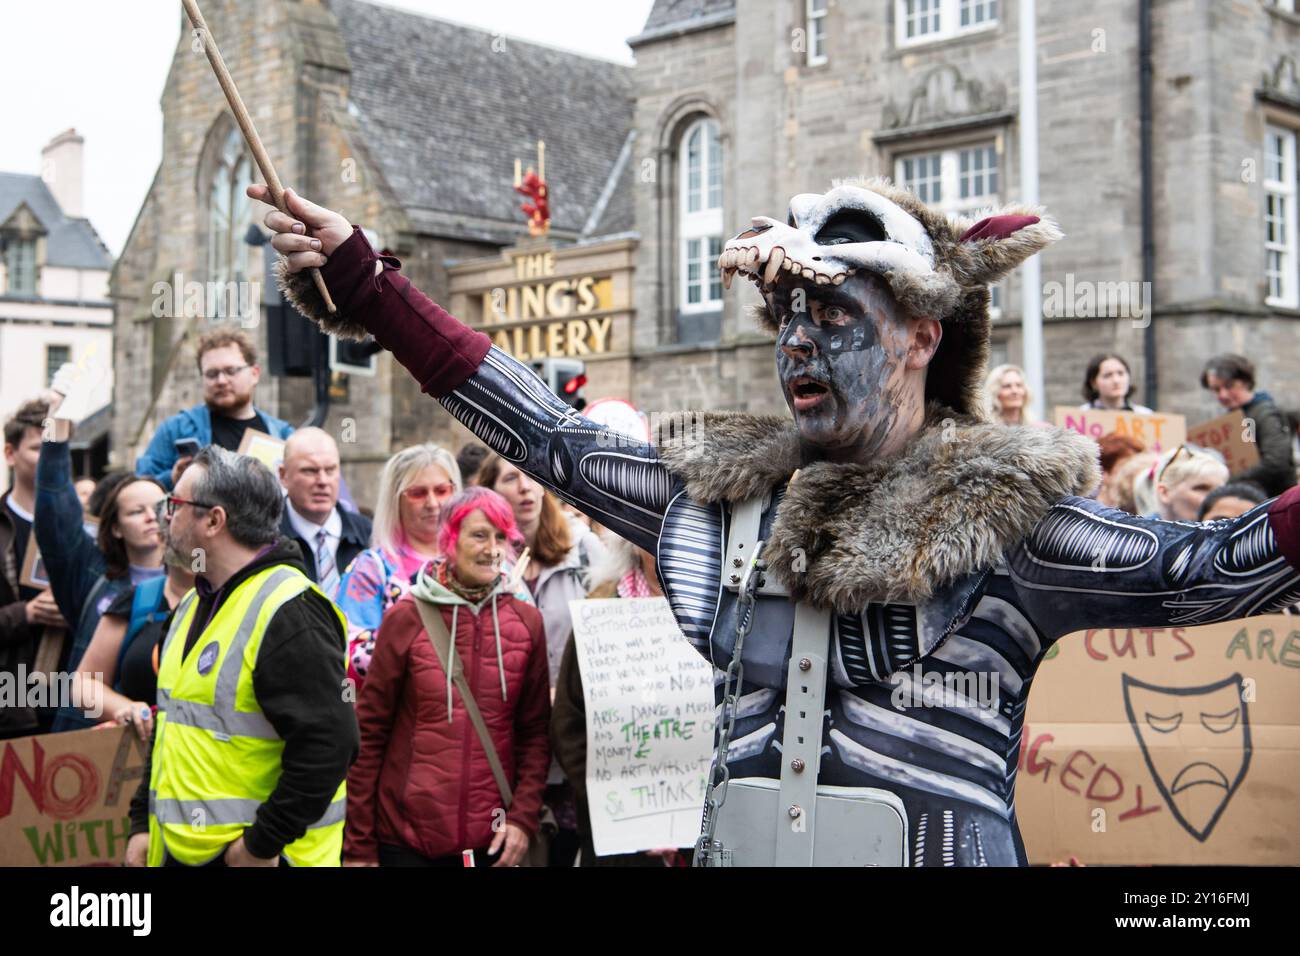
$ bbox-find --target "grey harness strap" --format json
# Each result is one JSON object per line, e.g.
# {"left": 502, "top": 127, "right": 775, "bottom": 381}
{"left": 725, "top": 495, "right": 789, "bottom": 597}
{"left": 774, "top": 601, "right": 831, "bottom": 866}
{"left": 724, "top": 490, "right": 832, "bottom": 865}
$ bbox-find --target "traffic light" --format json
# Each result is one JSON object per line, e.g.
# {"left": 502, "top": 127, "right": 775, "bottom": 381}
{"left": 531, "top": 358, "right": 587, "bottom": 411}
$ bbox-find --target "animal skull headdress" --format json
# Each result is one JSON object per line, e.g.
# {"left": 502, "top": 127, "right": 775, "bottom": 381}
{"left": 719, "top": 178, "right": 1062, "bottom": 418}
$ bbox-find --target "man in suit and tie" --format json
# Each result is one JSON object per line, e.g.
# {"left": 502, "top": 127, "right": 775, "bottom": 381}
{"left": 277, "top": 428, "right": 371, "bottom": 600}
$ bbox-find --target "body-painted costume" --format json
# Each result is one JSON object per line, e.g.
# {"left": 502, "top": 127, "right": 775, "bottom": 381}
{"left": 282, "top": 180, "right": 1300, "bottom": 866}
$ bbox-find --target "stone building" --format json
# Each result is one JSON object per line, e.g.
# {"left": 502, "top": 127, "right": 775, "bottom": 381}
{"left": 1, "top": 129, "right": 114, "bottom": 486}
{"left": 626, "top": 0, "right": 1300, "bottom": 423}
{"left": 113, "top": 0, "right": 1300, "bottom": 503}
{"left": 109, "top": 0, "right": 633, "bottom": 502}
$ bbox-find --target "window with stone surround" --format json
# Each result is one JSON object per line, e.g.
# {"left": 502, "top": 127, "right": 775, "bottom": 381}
{"left": 806, "top": 0, "right": 828, "bottom": 66}
{"left": 202, "top": 122, "right": 255, "bottom": 317}
{"left": 3, "top": 236, "right": 37, "bottom": 296}
{"left": 1265, "top": 124, "right": 1298, "bottom": 308}
{"left": 897, "top": 141, "right": 1003, "bottom": 313}
{"left": 679, "top": 118, "right": 724, "bottom": 315}
{"left": 1266, "top": 0, "right": 1295, "bottom": 14}
{"left": 896, "top": 0, "right": 998, "bottom": 48}
{"left": 45, "top": 344, "right": 70, "bottom": 387}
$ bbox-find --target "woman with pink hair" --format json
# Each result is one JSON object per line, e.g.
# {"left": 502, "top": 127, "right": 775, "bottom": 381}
{"left": 345, "top": 487, "right": 551, "bottom": 867}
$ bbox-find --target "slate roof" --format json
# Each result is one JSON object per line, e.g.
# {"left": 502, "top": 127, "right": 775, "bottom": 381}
{"left": 328, "top": 0, "right": 635, "bottom": 242}
{"left": 630, "top": 0, "right": 735, "bottom": 46}
{"left": 0, "top": 172, "right": 112, "bottom": 270}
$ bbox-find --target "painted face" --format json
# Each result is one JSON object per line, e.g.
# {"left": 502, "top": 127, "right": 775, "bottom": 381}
{"left": 721, "top": 187, "right": 942, "bottom": 459}
{"left": 767, "top": 272, "right": 913, "bottom": 456}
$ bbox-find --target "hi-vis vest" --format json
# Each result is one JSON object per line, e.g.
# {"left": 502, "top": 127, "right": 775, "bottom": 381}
{"left": 148, "top": 565, "right": 347, "bottom": 867}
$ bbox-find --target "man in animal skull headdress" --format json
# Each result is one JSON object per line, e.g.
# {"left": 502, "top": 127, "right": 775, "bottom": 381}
{"left": 254, "top": 179, "right": 1300, "bottom": 867}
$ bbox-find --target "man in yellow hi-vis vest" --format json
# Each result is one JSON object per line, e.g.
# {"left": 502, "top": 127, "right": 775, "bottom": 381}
{"left": 124, "top": 446, "right": 358, "bottom": 867}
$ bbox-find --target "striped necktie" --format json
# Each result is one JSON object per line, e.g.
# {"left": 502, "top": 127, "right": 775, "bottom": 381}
{"left": 315, "top": 527, "right": 340, "bottom": 600}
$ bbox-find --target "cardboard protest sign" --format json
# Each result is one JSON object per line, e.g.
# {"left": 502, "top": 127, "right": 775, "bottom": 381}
{"left": 1016, "top": 615, "right": 1300, "bottom": 865}
{"left": 1188, "top": 409, "right": 1260, "bottom": 476}
{"left": 18, "top": 530, "right": 49, "bottom": 590}
{"left": 236, "top": 428, "right": 286, "bottom": 472}
{"left": 569, "top": 597, "right": 715, "bottom": 856}
{"left": 1054, "top": 407, "right": 1186, "bottom": 455}
{"left": 0, "top": 725, "right": 148, "bottom": 866}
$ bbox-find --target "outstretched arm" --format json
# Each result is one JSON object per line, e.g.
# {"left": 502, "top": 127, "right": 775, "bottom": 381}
{"left": 1008, "top": 490, "right": 1300, "bottom": 644}
{"left": 248, "top": 186, "right": 677, "bottom": 552}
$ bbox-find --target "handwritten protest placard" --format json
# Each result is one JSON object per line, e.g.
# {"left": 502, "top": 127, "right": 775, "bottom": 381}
{"left": 1187, "top": 409, "right": 1260, "bottom": 476}
{"left": 1054, "top": 407, "right": 1186, "bottom": 454}
{"left": 0, "top": 726, "right": 147, "bottom": 866}
{"left": 569, "top": 597, "right": 715, "bottom": 856}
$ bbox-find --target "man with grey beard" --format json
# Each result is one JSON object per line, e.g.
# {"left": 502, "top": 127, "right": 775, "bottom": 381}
{"left": 124, "top": 445, "right": 356, "bottom": 867}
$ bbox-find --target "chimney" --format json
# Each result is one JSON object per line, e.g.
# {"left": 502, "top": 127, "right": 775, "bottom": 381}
{"left": 41, "top": 128, "right": 84, "bottom": 218}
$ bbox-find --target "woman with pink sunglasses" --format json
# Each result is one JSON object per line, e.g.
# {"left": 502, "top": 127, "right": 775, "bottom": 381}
{"left": 336, "top": 443, "right": 462, "bottom": 692}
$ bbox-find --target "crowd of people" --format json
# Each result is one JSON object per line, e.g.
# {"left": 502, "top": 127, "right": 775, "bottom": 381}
{"left": 985, "top": 351, "right": 1298, "bottom": 520}
{"left": 2, "top": 325, "right": 1297, "bottom": 867}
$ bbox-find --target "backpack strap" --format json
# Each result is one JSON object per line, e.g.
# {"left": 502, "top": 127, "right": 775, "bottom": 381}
{"left": 116, "top": 576, "right": 168, "bottom": 685}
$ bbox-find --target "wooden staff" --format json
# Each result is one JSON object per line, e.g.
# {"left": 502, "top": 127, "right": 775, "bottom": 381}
{"left": 182, "top": 0, "right": 336, "bottom": 313}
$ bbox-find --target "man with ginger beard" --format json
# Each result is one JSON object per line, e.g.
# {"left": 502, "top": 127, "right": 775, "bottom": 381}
{"left": 254, "top": 181, "right": 1300, "bottom": 868}
{"left": 136, "top": 328, "right": 294, "bottom": 490}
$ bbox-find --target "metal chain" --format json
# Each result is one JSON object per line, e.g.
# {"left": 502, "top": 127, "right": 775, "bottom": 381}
{"left": 695, "top": 544, "right": 764, "bottom": 867}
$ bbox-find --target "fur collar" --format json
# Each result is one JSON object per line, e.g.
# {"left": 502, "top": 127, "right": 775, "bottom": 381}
{"left": 655, "top": 404, "right": 1100, "bottom": 610}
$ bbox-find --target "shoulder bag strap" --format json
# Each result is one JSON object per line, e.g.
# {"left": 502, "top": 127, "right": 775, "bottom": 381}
{"left": 413, "top": 597, "right": 514, "bottom": 809}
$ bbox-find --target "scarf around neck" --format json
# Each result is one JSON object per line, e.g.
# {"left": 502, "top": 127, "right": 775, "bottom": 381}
{"left": 436, "top": 557, "right": 501, "bottom": 605}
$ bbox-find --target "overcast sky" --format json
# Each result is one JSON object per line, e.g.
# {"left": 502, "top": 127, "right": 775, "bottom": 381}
{"left": 0, "top": 0, "right": 654, "bottom": 257}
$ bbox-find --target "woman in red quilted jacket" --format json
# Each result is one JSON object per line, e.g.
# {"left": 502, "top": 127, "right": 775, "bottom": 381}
{"left": 344, "top": 487, "right": 551, "bottom": 867}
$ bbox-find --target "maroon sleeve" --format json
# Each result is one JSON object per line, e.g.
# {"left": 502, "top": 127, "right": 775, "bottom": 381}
{"left": 320, "top": 227, "right": 492, "bottom": 398}
{"left": 1269, "top": 485, "right": 1300, "bottom": 571}
{"left": 343, "top": 599, "right": 414, "bottom": 863}
{"left": 506, "top": 602, "right": 552, "bottom": 839}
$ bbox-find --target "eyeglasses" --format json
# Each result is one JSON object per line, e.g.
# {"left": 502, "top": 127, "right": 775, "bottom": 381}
{"left": 202, "top": 364, "right": 250, "bottom": 382}
{"left": 155, "top": 495, "right": 216, "bottom": 520}
{"left": 401, "top": 483, "right": 455, "bottom": 502}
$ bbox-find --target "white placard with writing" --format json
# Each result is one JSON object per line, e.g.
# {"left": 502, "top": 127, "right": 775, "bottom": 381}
{"left": 570, "top": 597, "right": 715, "bottom": 856}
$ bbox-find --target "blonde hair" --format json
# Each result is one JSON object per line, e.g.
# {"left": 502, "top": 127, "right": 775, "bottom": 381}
{"left": 1133, "top": 445, "right": 1228, "bottom": 518}
{"left": 371, "top": 443, "right": 463, "bottom": 558}
{"left": 1113, "top": 452, "right": 1158, "bottom": 515}
{"left": 984, "top": 363, "right": 1036, "bottom": 425}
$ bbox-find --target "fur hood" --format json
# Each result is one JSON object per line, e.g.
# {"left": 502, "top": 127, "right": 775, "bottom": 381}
{"left": 655, "top": 404, "right": 1100, "bottom": 610}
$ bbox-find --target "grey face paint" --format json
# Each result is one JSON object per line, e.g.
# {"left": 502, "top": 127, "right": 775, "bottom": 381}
{"left": 770, "top": 274, "right": 912, "bottom": 459}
